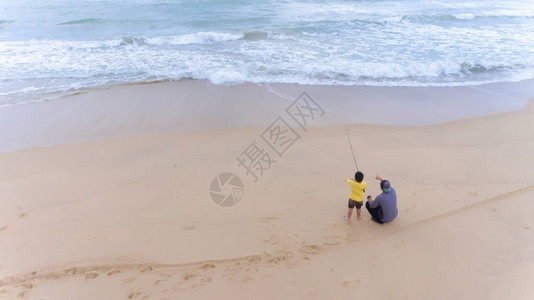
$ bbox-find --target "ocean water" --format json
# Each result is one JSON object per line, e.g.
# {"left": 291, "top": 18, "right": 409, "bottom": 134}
{"left": 1, "top": 0, "right": 534, "bottom": 106}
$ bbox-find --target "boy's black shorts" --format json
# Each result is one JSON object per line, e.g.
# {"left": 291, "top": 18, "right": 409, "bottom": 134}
{"left": 348, "top": 198, "right": 363, "bottom": 209}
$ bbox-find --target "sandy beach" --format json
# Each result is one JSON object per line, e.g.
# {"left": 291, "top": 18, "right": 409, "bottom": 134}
{"left": 1, "top": 80, "right": 533, "bottom": 299}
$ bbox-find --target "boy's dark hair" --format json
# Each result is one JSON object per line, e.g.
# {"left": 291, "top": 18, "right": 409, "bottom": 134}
{"left": 355, "top": 171, "right": 364, "bottom": 183}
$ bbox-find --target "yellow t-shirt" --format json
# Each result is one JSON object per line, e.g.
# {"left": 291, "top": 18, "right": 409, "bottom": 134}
{"left": 346, "top": 179, "right": 366, "bottom": 202}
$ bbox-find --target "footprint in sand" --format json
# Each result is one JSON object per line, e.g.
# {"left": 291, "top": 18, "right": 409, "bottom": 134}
{"left": 19, "top": 213, "right": 27, "bottom": 218}
{"left": 64, "top": 267, "right": 77, "bottom": 275}
{"left": 0, "top": 225, "right": 7, "bottom": 232}
{"left": 322, "top": 240, "right": 341, "bottom": 247}
{"left": 128, "top": 291, "right": 143, "bottom": 299}
{"left": 107, "top": 270, "right": 121, "bottom": 276}
{"left": 301, "top": 244, "right": 321, "bottom": 255}
{"left": 201, "top": 264, "right": 215, "bottom": 270}
{"left": 248, "top": 256, "right": 261, "bottom": 263}
{"left": 264, "top": 250, "right": 293, "bottom": 264}
{"left": 182, "top": 272, "right": 196, "bottom": 280}
{"left": 84, "top": 271, "right": 99, "bottom": 280}
{"left": 154, "top": 279, "right": 167, "bottom": 286}
{"left": 16, "top": 283, "right": 34, "bottom": 298}
{"left": 139, "top": 266, "right": 153, "bottom": 273}
{"left": 201, "top": 277, "right": 212, "bottom": 284}
{"left": 22, "top": 271, "right": 37, "bottom": 280}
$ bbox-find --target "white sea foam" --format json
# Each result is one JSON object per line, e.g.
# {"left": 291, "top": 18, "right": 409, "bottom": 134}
{"left": 147, "top": 32, "right": 243, "bottom": 46}
{"left": 454, "top": 13, "right": 475, "bottom": 20}
{"left": 207, "top": 70, "right": 247, "bottom": 85}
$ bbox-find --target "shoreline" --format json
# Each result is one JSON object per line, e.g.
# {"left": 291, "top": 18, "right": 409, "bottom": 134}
{"left": 1, "top": 91, "right": 533, "bottom": 298}
{"left": 3, "top": 76, "right": 534, "bottom": 109}
{"left": 1, "top": 78, "right": 534, "bottom": 153}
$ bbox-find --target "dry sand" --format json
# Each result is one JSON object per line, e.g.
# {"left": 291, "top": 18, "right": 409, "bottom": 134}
{"left": 0, "top": 81, "right": 533, "bottom": 299}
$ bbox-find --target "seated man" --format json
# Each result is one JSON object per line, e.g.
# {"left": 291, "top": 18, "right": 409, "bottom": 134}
{"left": 366, "top": 175, "right": 398, "bottom": 224}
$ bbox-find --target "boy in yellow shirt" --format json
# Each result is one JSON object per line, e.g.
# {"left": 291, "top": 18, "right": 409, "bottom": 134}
{"left": 344, "top": 171, "right": 366, "bottom": 222}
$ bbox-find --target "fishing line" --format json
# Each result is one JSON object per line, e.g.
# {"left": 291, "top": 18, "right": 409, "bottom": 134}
{"left": 344, "top": 121, "right": 359, "bottom": 171}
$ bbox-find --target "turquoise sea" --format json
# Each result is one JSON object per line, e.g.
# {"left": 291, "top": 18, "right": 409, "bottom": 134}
{"left": 1, "top": 0, "right": 534, "bottom": 106}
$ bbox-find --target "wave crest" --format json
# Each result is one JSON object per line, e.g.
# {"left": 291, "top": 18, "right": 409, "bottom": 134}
{"left": 147, "top": 32, "right": 242, "bottom": 46}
